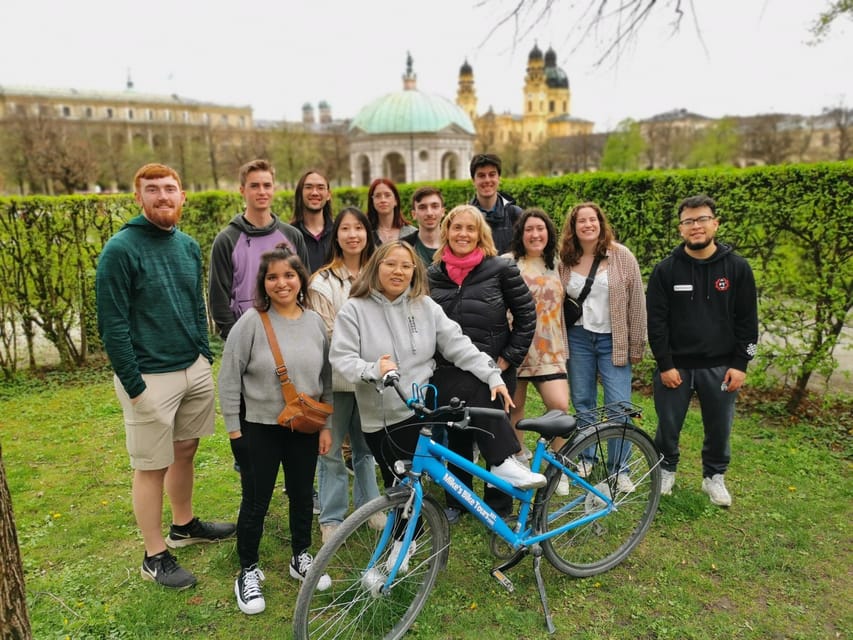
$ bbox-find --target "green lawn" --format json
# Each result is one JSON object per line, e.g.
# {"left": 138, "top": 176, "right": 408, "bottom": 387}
{"left": 3, "top": 367, "right": 851, "bottom": 639}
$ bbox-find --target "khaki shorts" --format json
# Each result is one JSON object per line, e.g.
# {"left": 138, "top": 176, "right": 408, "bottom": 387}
{"left": 114, "top": 355, "right": 215, "bottom": 470}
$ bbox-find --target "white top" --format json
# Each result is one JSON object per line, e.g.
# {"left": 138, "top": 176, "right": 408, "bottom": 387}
{"left": 567, "top": 269, "right": 611, "bottom": 333}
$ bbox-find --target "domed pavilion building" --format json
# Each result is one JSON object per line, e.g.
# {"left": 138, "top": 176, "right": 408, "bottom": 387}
{"left": 348, "top": 54, "right": 475, "bottom": 186}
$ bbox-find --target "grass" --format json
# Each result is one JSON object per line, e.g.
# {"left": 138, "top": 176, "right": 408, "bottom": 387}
{"left": 2, "top": 366, "right": 852, "bottom": 640}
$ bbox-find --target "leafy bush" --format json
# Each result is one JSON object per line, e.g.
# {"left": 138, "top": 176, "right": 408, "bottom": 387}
{"left": 1, "top": 162, "right": 851, "bottom": 411}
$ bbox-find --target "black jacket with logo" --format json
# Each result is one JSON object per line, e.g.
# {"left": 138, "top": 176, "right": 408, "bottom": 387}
{"left": 646, "top": 242, "right": 758, "bottom": 372}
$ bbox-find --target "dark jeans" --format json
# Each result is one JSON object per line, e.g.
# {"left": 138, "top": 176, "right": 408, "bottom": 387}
{"left": 653, "top": 365, "right": 737, "bottom": 478}
{"left": 430, "top": 366, "right": 519, "bottom": 517}
{"left": 235, "top": 420, "right": 319, "bottom": 567}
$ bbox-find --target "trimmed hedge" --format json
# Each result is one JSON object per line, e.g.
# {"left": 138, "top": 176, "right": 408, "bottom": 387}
{"left": 1, "top": 163, "right": 851, "bottom": 410}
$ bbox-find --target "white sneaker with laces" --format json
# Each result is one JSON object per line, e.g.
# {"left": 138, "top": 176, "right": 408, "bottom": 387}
{"left": 320, "top": 523, "right": 339, "bottom": 544}
{"left": 491, "top": 456, "right": 547, "bottom": 489}
{"left": 290, "top": 551, "right": 331, "bottom": 591}
{"left": 702, "top": 474, "right": 732, "bottom": 507}
{"left": 385, "top": 539, "right": 417, "bottom": 574}
{"left": 576, "top": 459, "right": 594, "bottom": 478}
{"left": 660, "top": 469, "right": 676, "bottom": 495}
{"left": 555, "top": 474, "right": 570, "bottom": 496}
{"left": 368, "top": 511, "right": 387, "bottom": 531}
{"left": 235, "top": 565, "right": 265, "bottom": 615}
{"left": 616, "top": 473, "right": 635, "bottom": 493}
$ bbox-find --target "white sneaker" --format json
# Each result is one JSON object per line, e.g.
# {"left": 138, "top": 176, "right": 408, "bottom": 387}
{"left": 491, "top": 457, "right": 547, "bottom": 489}
{"left": 555, "top": 474, "right": 570, "bottom": 496}
{"left": 576, "top": 459, "right": 593, "bottom": 478}
{"left": 368, "top": 511, "right": 387, "bottom": 531}
{"left": 320, "top": 523, "right": 339, "bottom": 544}
{"left": 702, "top": 474, "right": 732, "bottom": 507}
{"left": 616, "top": 473, "right": 635, "bottom": 493}
{"left": 384, "top": 539, "right": 417, "bottom": 574}
{"left": 660, "top": 469, "right": 676, "bottom": 495}
{"left": 584, "top": 481, "right": 612, "bottom": 513}
{"left": 290, "top": 551, "right": 331, "bottom": 591}
{"left": 235, "top": 565, "right": 265, "bottom": 615}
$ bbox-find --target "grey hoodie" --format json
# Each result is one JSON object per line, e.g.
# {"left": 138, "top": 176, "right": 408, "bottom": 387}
{"left": 330, "top": 289, "right": 504, "bottom": 432}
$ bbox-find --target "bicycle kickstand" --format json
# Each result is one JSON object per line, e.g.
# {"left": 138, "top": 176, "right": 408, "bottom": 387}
{"left": 531, "top": 544, "right": 556, "bottom": 634}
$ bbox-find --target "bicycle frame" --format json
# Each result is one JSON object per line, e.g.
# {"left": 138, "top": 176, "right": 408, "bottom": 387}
{"left": 373, "top": 423, "right": 618, "bottom": 583}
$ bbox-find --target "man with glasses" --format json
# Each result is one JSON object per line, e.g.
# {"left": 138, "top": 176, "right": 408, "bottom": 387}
{"left": 209, "top": 159, "right": 308, "bottom": 340}
{"left": 402, "top": 186, "right": 445, "bottom": 264}
{"left": 292, "top": 169, "right": 335, "bottom": 273}
{"left": 646, "top": 194, "right": 758, "bottom": 507}
{"left": 469, "top": 153, "right": 522, "bottom": 254}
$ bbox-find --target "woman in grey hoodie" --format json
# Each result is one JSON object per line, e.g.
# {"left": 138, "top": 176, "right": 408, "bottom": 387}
{"left": 329, "top": 241, "right": 546, "bottom": 492}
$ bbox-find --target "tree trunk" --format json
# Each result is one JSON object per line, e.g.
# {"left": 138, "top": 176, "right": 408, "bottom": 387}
{"left": 0, "top": 444, "right": 32, "bottom": 639}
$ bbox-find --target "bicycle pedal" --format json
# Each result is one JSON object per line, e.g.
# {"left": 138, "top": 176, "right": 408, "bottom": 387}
{"left": 490, "top": 568, "right": 515, "bottom": 593}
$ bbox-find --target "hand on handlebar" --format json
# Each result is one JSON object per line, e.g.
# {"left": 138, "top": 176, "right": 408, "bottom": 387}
{"left": 378, "top": 354, "right": 398, "bottom": 379}
{"left": 490, "top": 384, "right": 514, "bottom": 413}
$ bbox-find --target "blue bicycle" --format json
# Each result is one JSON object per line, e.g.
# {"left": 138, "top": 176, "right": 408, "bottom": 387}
{"left": 294, "top": 372, "right": 662, "bottom": 638}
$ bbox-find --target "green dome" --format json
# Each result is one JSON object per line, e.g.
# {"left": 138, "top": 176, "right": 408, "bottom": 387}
{"left": 349, "top": 90, "right": 475, "bottom": 135}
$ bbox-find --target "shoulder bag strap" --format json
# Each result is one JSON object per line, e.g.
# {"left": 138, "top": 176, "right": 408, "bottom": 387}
{"left": 258, "top": 310, "right": 300, "bottom": 406}
{"left": 576, "top": 256, "right": 603, "bottom": 305}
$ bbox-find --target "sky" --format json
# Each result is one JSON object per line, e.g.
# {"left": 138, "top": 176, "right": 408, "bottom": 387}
{"left": 0, "top": 0, "right": 850, "bottom": 133}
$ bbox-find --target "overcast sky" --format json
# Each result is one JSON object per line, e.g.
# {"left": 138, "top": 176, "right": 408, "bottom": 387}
{"left": 1, "top": 1, "right": 850, "bottom": 132}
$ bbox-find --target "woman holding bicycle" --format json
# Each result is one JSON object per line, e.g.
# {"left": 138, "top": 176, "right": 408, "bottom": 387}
{"left": 329, "top": 241, "right": 546, "bottom": 494}
{"left": 558, "top": 202, "right": 646, "bottom": 488}
{"left": 427, "top": 204, "right": 537, "bottom": 522}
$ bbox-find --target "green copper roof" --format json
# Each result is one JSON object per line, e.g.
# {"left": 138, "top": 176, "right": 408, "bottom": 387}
{"left": 349, "top": 89, "right": 475, "bottom": 135}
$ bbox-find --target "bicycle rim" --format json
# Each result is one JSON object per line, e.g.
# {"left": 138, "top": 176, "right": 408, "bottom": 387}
{"left": 537, "top": 424, "right": 661, "bottom": 577}
{"left": 293, "top": 491, "right": 449, "bottom": 640}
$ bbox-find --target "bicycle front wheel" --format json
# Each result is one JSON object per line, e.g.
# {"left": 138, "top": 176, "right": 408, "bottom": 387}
{"left": 293, "top": 489, "right": 450, "bottom": 640}
{"left": 537, "top": 424, "right": 661, "bottom": 577}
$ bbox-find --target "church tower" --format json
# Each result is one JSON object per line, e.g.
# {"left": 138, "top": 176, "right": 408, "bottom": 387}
{"left": 456, "top": 59, "right": 477, "bottom": 123}
{"left": 522, "top": 44, "right": 547, "bottom": 146}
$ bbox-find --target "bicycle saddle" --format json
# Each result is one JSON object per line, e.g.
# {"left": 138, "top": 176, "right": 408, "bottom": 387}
{"left": 515, "top": 410, "right": 577, "bottom": 438}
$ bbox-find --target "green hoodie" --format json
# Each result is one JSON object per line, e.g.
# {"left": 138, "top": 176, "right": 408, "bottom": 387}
{"left": 96, "top": 214, "right": 212, "bottom": 398}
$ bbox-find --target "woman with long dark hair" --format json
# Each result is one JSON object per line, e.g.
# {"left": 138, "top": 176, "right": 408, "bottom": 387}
{"left": 308, "top": 207, "right": 384, "bottom": 542}
{"left": 219, "top": 246, "right": 332, "bottom": 615}
{"left": 367, "top": 178, "right": 416, "bottom": 244}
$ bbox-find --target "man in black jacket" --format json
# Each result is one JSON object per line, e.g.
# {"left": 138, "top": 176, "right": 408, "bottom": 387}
{"left": 646, "top": 195, "right": 758, "bottom": 507}
{"left": 469, "top": 153, "right": 521, "bottom": 254}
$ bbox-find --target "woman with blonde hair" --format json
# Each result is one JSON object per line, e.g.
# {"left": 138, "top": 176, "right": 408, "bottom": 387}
{"left": 427, "top": 205, "right": 537, "bottom": 522}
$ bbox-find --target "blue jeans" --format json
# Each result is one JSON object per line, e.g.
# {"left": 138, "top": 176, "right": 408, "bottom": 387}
{"left": 567, "top": 327, "right": 633, "bottom": 473}
{"left": 318, "top": 392, "right": 380, "bottom": 525}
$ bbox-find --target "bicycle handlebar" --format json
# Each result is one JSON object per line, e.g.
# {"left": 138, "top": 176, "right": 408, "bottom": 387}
{"left": 382, "top": 369, "right": 506, "bottom": 428}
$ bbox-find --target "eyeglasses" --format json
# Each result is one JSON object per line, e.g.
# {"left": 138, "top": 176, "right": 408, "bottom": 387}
{"left": 303, "top": 183, "right": 327, "bottom": 193}
{"left": 380, "top": 261, "right": 415, "bottom": 272}
{"left": 678, "top": 215, "right": 715, "bottom": 227}
{"left": 372, "top": 192, "right": 395, "bottom": 201}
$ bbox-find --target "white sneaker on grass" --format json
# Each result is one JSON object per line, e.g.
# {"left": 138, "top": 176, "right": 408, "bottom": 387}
{"left": 616, "top": 473, "right": 635, "bottom": 493}
{"left": 320, "top": 523, "right": 339, "bottom": 544}
{"left": 660, "top": 469, "right": 676, "bottom": 495}
{"left": 702, "top": 474, "right": 732, "bottom": 507}
{"left": 555, "top": 474, "right": 570, "bottom": 496}
{"left": 368, "top": 511, "right": 388, "bottom": 531}
{"left": 385, "top": 539, "right": 417, "bottom": 574}
{"left": 576, "top": 459, "right": 594, "bottom": 478}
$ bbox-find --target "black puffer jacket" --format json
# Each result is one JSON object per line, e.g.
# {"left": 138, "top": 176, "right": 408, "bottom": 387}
{"left": 428, "top": 256, "right": 536, "bottom": 367}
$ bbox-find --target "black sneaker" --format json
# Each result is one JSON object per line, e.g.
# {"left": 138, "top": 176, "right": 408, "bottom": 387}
{"left": 141, "top": 550, "right": 196, "bottom": 589}
{"left": 290, "top": 550, "right": 331, "bottom": 591}
{"left": 165, "top": 517, "right": 236, "bottom": 548}
{"left": 235, "top": 564, "right": 266, "bottom": 615}
{"left": 444, "top": 507, "right": 463, "bottom": 525}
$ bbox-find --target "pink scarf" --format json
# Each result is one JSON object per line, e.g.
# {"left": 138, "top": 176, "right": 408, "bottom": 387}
{"left": 442, "top": 246, "right": 485, "bottom": 285}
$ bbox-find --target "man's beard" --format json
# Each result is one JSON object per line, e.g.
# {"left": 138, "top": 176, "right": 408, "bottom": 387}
{"left": 145, "top": 203, "right": 183, "bottom": 229}
{"left": 685, "top": 238, "right": 712, "bottom": 251}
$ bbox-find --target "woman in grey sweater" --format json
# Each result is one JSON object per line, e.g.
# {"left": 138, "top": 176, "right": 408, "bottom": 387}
{"left": 329, "top": 241, "right": 546, "bottom": 493}
{"left": 218, "top": 246, "right": 332, "bottom": 616}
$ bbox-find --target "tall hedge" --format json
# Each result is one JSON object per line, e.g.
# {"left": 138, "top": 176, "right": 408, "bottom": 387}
{"left": 1, "top": 163, "right": 851, "bottom": 410}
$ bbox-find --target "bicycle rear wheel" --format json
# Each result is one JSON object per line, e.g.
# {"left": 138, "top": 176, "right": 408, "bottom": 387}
{"left": 537, "top": 424, "right": 661, "bottom": 577}
{"left": 293, "top": 489, "right": 450, "bottom": 640}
